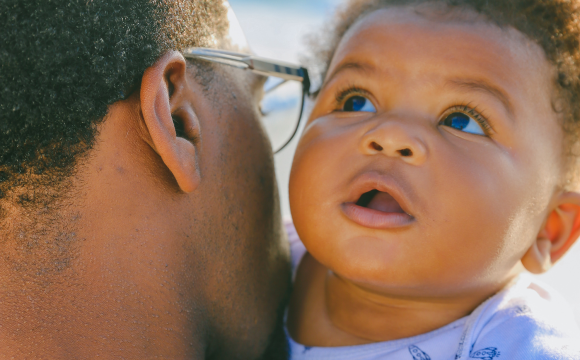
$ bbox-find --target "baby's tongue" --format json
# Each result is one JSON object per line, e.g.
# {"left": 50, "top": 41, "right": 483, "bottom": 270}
{"left": 367, "top": 191, "right": 404, "bottom": 213}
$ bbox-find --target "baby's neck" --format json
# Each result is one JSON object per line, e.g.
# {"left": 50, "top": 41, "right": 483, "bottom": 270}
{"left": 287, "top": 254, "right": 520, "bottom": 347}
{"left": 324, "top": 273, "right": 496, "bottom": 343}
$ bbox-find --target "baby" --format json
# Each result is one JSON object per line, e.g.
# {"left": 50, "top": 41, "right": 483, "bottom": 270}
{"left": 284, "top": 0, "right": 580, "bottom": 359}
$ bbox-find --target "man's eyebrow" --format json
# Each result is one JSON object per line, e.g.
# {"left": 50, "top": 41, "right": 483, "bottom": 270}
{"left": 447, "top": 78, "right": 514, "bottom": 116}
{"left": 323, "top": 61, "right": 376, "bottom": 87}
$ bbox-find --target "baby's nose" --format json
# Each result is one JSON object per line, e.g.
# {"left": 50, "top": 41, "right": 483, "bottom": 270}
{"left": 359, "top": 119, "right": 427, "bottom": 166}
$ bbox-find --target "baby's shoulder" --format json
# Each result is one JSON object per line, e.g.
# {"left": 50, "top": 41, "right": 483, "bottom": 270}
{"left": 467, "top": 276, "right": 580, "bottom": 359}
{"left": 472, "top": 310, "right": 580, "bottom": 359}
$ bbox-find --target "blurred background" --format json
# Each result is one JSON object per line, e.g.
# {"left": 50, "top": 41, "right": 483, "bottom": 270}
{"left": 228, "top": 0, "right": 580, "bottom": 326}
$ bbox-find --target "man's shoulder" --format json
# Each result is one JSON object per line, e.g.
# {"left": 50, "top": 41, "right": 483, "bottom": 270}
{"left": 469, "top": 275, "right": 580, "bottom": 359}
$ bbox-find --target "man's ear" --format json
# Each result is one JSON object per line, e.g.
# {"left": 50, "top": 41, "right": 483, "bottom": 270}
{"left": 140, "top": 51, "right": 201, "bottom": 193}
{"left": 522, "top": 191, "right": 580, "bottom": 274}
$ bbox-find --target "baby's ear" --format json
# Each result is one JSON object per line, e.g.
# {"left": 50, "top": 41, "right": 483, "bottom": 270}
{"left": 522, "top": 191, "right": 580, "bottom": 274}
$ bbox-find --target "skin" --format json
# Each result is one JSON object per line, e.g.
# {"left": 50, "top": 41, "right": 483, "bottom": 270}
{"left": 287, "top": 7, "right": 580, "bottom": 347}
{"left": 0, "top": 52, "right": 291, "bottom": 359}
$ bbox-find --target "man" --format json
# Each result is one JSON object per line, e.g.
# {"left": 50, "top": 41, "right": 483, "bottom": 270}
{"left": 0, "top": 0, "right": 291, "bottom": 358}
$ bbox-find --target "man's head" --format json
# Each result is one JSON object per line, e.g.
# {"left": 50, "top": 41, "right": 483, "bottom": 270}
{"left": 0, "top": 1, "right": 290, "bottom": 358}
{"left": 290, "top": 0, "right": 580, "bottom": 302}
{"left": 0, "top": 0, "right": 228, "bottom": 205}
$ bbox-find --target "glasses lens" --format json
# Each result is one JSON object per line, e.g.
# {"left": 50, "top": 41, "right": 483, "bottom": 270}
{"left": 260, "top": 77, "right": 304, "bottom": 153}
{"left": 220, "top": 1, "right": 251, "bottom": 53}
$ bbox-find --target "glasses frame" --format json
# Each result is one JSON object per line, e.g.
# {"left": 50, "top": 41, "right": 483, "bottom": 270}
{"left": 183, "top": 47, "right": 310, "bottom": 153}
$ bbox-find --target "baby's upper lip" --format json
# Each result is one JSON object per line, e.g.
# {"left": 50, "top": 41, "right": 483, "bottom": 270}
{"left": 346, "top": 171, "right": 414, "bottom": 216}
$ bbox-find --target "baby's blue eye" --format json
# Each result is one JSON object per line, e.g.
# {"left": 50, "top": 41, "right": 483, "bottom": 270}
{"left": 440, "top": 112, "right": 485, "bottom": 135}
{"left": 343, "top": 96, "right": 376, "bottom": 112}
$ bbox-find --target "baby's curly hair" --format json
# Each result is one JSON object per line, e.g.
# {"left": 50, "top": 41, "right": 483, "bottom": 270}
{"left": 0, "top": 0, "right": 228, "bottom": 208}
{"left": 307, "top": 0, "right": 580, "bottom": 188}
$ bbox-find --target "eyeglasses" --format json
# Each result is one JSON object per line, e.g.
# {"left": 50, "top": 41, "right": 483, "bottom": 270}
{"left": 183, "top": 47, "right": 310, "bottom": 153}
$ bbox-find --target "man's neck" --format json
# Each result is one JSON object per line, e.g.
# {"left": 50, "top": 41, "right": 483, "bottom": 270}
{"left": 0, "top": 266, "right": 208, "bottom": 358}
{"left": 0, "top": 114, "right": 210, "bottom": 358}
{"left": 0, "top": 193, "right": 210, "bottom": 358}
{"left": 287, "top": 253, "right": 519, "bottom": 347}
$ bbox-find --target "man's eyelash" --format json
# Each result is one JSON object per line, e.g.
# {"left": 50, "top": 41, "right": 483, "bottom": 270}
{"left": 335, "top": 85, "right": 372, "bottom": 105}
{"left": 443, "top": 104, "right": 494, "bottom": 134}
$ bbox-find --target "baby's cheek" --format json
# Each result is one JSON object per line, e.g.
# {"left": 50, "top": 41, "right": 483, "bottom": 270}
{"left": 289, "top": 140, "right": 334, "bottom": 240}
{"left": 433, "top": 150, "right": 532, "bottom": 278}
{"left": 289, "top": 125, "right": 359, "bottom": 259}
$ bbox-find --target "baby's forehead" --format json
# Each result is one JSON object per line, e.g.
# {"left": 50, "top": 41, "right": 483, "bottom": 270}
{"left": 330, "top": 6, "right": 555, "bottom": 103}
{"left": 339, "top": 6, "right": 546, "bottom": 69}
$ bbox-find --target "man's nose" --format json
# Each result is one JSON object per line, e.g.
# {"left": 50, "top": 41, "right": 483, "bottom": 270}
{"left": 359, "top": 116, "right": 428, "bottom": 166}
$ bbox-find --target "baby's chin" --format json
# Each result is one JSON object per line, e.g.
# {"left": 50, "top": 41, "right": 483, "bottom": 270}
{"left": 325, "top": 254, "right": 520, "bottom": 300}
{"left": 297, "top": 218, "right": 515, "bottom": 299}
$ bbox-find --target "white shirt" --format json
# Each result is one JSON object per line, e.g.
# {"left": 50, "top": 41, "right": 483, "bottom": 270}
{"left": 285, "top": 222, "right": 580, "bottom": 360}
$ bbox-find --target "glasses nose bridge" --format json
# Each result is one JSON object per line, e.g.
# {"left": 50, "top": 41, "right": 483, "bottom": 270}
{"left": 359, "top": 112, "right": 429, "bottom": 165}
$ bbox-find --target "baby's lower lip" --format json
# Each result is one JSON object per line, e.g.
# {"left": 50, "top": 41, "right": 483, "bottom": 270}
{"left": 341, "top": 203, "right": 415, "bottom": 229}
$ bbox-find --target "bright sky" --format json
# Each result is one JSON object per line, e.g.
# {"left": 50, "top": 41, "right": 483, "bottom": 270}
{"left": 228, "top": 0, "right": 580, "bottom": 326}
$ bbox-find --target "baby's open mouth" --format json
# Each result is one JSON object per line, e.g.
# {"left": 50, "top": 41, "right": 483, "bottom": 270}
{"left": 355, "top": 190, "right": 406, "bottom": 214}
{"left": 342, "top": 173, "right": 414, "bottom": 229}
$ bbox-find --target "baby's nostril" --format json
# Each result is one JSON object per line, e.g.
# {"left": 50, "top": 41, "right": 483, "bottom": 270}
{"left": 371, "top": 142, "right": 383, "bottom": 151}
{"left": 399, "top": 148, "right": 413, "bottom": 157}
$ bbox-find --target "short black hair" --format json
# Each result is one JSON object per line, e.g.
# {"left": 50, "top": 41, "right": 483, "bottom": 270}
{"left": 306, "top": 0, "right": 580, "bottom": 187}
{"left": 0, "top": 0, "right": 227, "bottom": 207}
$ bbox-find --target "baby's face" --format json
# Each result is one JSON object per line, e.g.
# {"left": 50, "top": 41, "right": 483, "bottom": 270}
{"left": 290, "top": 7, "right": 564, "bottom": 296}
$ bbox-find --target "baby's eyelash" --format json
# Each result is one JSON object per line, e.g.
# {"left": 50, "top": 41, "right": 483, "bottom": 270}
{"left": 443, "top": 104, "right": 494, "bottom": 134}
{"left": 335, "top": 85, "right": 372, "bottom": 105}
{"left": 331, "top": 89, "right": 494, "bottom": 134}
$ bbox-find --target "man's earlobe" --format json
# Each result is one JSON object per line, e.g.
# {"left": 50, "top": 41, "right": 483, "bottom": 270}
{"left": 522, "top": 192, "right": 580, "bottom": 274}
{"left": 140, "top": 51, "right": 201, "bottom": 193}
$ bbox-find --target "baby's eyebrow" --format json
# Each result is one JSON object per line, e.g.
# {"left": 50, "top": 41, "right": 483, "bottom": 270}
{"left": 447, "top": 78, "right": 514, "bottom": 116}
{"left": 324, "top": 61, "right": 376, "bottom": 87}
